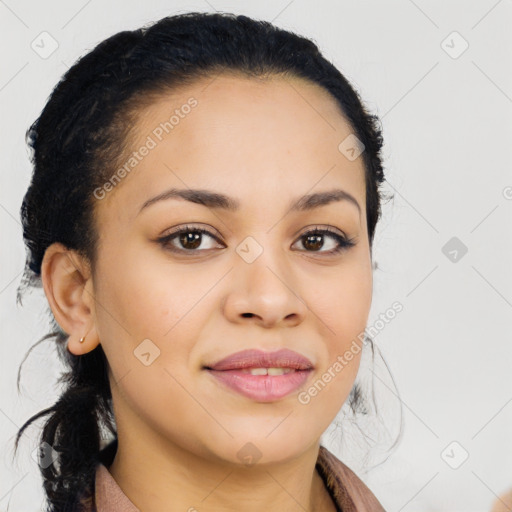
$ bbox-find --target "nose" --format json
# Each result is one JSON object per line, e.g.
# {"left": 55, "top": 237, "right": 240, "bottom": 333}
{"left": 222, "top": 239, "right": 309, "bottom": 328}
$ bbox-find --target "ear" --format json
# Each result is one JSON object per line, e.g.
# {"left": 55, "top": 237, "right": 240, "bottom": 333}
{"left": 41, "top": 242, "right": 100, "bottom": 355}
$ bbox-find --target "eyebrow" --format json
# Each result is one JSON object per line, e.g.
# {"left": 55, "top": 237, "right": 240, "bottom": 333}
{"left": 139, "top": 187, "right": 361, "bottom": 216}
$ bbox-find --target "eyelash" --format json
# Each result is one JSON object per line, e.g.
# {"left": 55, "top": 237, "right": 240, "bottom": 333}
{"left": 156, "top": 224, "right": 356, "bottom": 256}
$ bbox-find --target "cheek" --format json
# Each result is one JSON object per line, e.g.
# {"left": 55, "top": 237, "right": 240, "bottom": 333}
{"left": 95, "top": 242, "right": 206, "bottom": 343}
{"left": 93, "top": 253, "right": 210, "bottom": 449}
{"left": 93, "top": 243, "right": 219, "bottom": 397}
{"left": 310, "top": 259, "right": 372, "bottom": 400}
{"left": 313, "top": 259, "right": 373, "bottom": 344}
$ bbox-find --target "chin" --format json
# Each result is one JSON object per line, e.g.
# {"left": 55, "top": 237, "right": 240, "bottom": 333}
{"left": 217, "top": 428, "right": 318, "bottom": 467}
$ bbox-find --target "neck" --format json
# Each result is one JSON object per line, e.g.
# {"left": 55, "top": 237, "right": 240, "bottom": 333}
{"left": 107, "top": 431, "right": 335, "bottom": 512}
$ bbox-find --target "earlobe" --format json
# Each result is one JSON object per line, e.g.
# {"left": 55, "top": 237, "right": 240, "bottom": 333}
{"left": 41, "top": 243, "right": 100, "bottom": 354}
{"left": 67, "top": 323, "right": 101, "bottom": 355}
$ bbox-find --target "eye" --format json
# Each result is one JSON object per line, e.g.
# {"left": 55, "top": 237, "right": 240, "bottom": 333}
{"left": 292, "top": 225, "right": 356, "bottom": 255}
{"left": 157, "top": 225, "right": 224, "bottom": 253}
{"left": 156, "top": 224, "right": 357, "bottom": 255}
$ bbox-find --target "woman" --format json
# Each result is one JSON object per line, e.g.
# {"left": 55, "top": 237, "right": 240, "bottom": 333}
{"left": 15, "top": 11, "right": 393, "bottom": 511}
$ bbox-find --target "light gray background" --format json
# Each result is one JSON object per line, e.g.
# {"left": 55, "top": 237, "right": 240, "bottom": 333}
{"left": 1, "top": 1, "right": 511, "bottom": 511}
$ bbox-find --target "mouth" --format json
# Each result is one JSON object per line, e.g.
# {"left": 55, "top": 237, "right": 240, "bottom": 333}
{"left": 203, "top": 349, "right": 314, "bottom": 402}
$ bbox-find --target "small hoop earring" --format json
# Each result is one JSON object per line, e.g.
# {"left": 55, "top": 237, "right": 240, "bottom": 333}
{"left": 79, "top": 335, "right": 86, "bottom": 343}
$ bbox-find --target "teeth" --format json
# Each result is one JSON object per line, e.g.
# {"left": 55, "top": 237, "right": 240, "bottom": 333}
{"left": 267, "top": 367, "right": 289, "bottom": 376}
{"left": 249, "top": 367, "right": 268, "bottom": 375}
{"left": 244, "top": 367, "right": 294, "bottom": 376}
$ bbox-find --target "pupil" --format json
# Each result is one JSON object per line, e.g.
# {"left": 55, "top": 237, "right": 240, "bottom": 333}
{"left": 180, "top": 232, "right": 201, "bottom": 250}
{"left": 305, "top": 234, "right": 322, "bottom": 251}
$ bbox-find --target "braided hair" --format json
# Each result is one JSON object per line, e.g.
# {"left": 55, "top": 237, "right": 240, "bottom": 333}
{"left": 14, "top": 11, "right": 394, "bottom": 511}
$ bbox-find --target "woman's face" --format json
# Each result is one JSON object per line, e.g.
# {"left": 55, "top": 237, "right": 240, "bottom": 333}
{"left": 89, "top": 73, "right": 373, "bottom": 465}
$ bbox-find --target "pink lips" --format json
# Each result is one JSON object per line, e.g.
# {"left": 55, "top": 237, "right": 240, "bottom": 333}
{"left": 204, "top": 349, "right": 314, "bottom": 402}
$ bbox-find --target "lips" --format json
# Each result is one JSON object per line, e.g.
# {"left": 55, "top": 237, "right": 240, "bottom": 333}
{"left": 205, "top": 348, "right": 314, "bottom": 371}
{"left": 204, "top": 349, "right": 314, "bottom": 402}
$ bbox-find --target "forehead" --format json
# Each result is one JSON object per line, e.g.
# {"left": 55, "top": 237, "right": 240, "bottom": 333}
{"left": 145, "top": 72, "right": 356, "bottom": 146}
{"left": 96, "top": 72, "right": 366, "bottom": 224}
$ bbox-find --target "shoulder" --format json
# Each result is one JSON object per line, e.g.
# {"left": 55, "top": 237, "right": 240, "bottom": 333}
{"left": 490, "top": 488, "right": 512, "bottom": 512}
{"left": 316, "top": 445, "right": 387, "bottom": 512}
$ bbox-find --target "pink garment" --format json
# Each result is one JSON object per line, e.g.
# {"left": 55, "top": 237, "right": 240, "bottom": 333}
{"left": 92, "top": 445, "right": 386, "bottom": 511}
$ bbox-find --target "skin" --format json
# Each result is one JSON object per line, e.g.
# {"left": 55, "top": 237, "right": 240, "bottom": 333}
{"left": 42, "top": 73, "right": 373, "bottom": 511}
{"left": 491, "top": 488, "right": 512, "bottom": 512}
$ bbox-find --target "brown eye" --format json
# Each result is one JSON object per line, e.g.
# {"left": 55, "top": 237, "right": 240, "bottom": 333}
{"left": 294, "top": 227, "right": 356, "bottom": 255}
{"left": 302, "top": 233, "right": 324, "bottom": 251}
{"left": 178, "top": 231, "right": 202, "bottom": 250}
{"left": 157, "top": 224, "right": 356, "bottom": 256}
{"left": 157, "top": 225, "right": 223, "bottom": 253}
